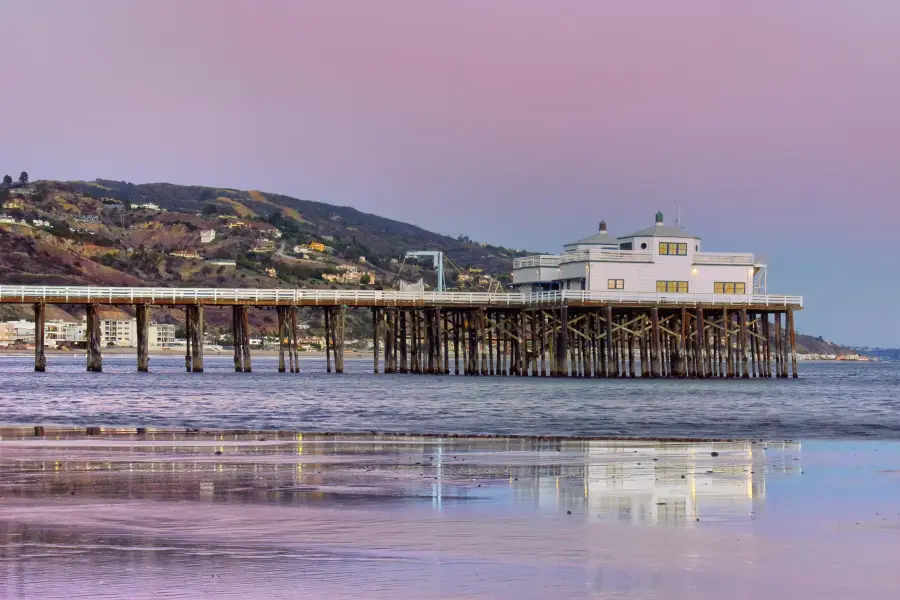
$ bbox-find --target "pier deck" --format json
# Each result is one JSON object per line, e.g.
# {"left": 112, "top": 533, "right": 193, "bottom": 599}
{"left": 0, "top": 285, "right": 802, "bottom": 379}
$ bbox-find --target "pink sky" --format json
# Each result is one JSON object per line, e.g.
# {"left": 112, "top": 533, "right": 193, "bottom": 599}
{"left": 2, "top": 1, "right": 899, "bottom": 344}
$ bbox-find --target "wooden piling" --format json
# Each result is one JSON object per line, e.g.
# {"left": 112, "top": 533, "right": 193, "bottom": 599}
{"left": 788, "top": 308, "right": 798, "bottom": 378}
{"left": 188, "top": 305, "right": 204, "bottom": 373}
{"left": 240, "top": 305, "right": 252, "bottom": 372}
{"left": 695, "top": 308, "right": 705, "bottom": 378}
{"left": 277, "top": 307, "right": 287, "bottom": 373}
{"left": 324, "top": 308, "right": 332, "bottom": 373}
{"left": 33, "top": 302, "right": 46, "bottom": 372}
{"left": 184, "top": 306, "right": 193, "bottom": 372}
{"left": 232, "top": 306, "right": 243, "bottom": 372}
{"left": 773, "top": 312, "right": 783, "bottom": 378}
{"left": 739, "top": 309, "right": 749, "bottom": 379}
{"left": 86, "top": 304, "right": 102, "bottom": 372}
{"left": 650, "top": 308, "right": 661, "bottom": 377}
{"left": 290, "top": 307, "right": 299, "bottom": 373}
{"left": 136, "top": 304, "right": 149, "bottom": 373}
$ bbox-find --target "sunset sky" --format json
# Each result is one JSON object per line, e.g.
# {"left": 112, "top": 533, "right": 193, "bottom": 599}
{"left": 2, "top": 1, "right": 899, "bottom": 345}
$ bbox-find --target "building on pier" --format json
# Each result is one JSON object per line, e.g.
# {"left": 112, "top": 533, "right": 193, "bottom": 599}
{"left": 513, "top": 212, "right": 766, "bottom": 295}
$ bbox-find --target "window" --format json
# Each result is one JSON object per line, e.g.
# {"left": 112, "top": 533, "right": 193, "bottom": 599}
{"left": 658, "top": 242, "right": 687, "bottom": 256}
{"left": 607, "top": 279, "right": 624, "bottom": 290}
{"left": 714, "top": 282, "right": 746, "bottom": 294}
{"left": 656, "top": 281, "right": 689, "bottom": 293}
{"left": 619, "top": 242, "right": 632, "bottom": 250}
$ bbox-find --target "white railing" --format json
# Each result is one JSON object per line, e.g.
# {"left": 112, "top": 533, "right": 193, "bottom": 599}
{"left": 512, "top": 255, "right": 561, "bottom": 269}
{"left": 559, "top": 249, "right": 654, "bottom": 264}
{"left": 0, "top": 286, "right": 803, "bottom": 308}
{"left": 692, "top": 252, "right": 756, "bottom": 266}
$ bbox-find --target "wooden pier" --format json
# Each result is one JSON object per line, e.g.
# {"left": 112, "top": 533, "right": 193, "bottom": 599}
{"left": 0, "top": 286, "right": 802, "bottom": 378}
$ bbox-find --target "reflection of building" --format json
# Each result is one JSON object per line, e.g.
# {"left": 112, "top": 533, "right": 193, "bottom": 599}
{"left": 506, "top": 440, "right": 801, "bottom": 525}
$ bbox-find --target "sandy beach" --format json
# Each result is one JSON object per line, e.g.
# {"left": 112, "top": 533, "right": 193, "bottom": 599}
{"left": 1, "top": 428, "right": 897, "bottom": 599}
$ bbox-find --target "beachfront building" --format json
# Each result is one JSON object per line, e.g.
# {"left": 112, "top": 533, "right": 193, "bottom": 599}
{"left": 100, "top": 319, "right": 176, "bottom": 348}
{"left": 512, "top": 212, "right": 765, "bottom": 295}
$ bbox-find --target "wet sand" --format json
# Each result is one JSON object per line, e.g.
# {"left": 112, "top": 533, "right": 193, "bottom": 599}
{"left": 0, "top": 429, "right": 898, "bottom": 599}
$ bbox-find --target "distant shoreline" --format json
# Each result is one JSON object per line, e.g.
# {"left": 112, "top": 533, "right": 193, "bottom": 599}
{"left": 0, "top": 348, "right": 376, "bottom": 359}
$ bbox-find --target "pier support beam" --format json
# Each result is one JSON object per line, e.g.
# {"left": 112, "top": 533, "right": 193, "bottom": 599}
{"left": 277, "top": 307, "right": 288, "bottom": 373}
{"left": 788, "top": 308, "right": 798, "bottom": 378}
{"left": 290, "top": 307, "right": 299, "bottom": 373}
{"left": 739, "top": 309, "right": 749, "bottom": 379}
{"left": 86, "top": 304, "right": 102, "bottom": 372}
{"left": 186, "top": 305, "right": 204, "bottom": 373}
{"left": 650, "top": 308, "right": 661, "bottom": 378}
{"left": 136, "top": 304, "right": 150, "bottom": 372}
{"left": 33, "top": 302, "right": 46, "bottom": 372}
{"left": 332, "top": 305, "right": 346, "bottom": 373}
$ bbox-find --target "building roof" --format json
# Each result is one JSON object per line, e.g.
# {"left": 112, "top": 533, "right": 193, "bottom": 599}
{"left": 618, "top": 211, "right": 700, "bottom": 240}
{"left": 564, "top": 220, "right": 618, "bottom": 248}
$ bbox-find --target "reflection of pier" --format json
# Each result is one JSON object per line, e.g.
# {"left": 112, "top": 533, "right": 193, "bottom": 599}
{"left": 2, "top": 285, "right": 800, "bottom": 378}
{"left": 0, "top": 432, "right": 801, "bottom": 527}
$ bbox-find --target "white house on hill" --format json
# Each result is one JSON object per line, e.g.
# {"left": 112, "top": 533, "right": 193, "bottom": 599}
{"left": 513, "top": 212, "right": 765, "bottom": 295}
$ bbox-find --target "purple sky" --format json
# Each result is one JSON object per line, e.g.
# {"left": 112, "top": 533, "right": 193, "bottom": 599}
{"left": 2, "top": 1, "right": 899, "bottom": 346}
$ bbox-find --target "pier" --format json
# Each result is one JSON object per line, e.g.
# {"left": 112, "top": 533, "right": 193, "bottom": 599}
{"left": 1, "top": 286, "right": 801, "bottom": 378}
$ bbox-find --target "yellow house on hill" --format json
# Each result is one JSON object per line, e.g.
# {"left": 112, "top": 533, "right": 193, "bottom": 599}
{"left": 307, "top": 241, "right": 326, "bottom": 252}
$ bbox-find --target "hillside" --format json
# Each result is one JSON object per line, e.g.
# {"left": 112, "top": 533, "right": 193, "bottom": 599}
{"left": 0, "top": 179, "right": 521, "bottom": 289}
{"left": 0, "top": 178, "right": 524, "bottom": 336}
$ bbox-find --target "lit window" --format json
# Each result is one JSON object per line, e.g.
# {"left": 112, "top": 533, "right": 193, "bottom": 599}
{"left": 659, "top": 242, "right": 687, "bottom": 256}
{"left": 714, "top": 281, "right": 748, "bottom": 294}
{"left": 657, "top": 281, "right": 689, "bottom": 293}
{"left": 608, "top": 279, "right": 624, "bottom": 290}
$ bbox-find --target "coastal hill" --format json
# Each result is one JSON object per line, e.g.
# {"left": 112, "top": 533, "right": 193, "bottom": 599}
{"left": 0, "top": 177, "right": 851, "bottom": 354}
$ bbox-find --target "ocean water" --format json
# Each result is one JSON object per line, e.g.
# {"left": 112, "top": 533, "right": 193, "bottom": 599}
{"left": 0, "top": 355, "right": 897, "bottom": 439}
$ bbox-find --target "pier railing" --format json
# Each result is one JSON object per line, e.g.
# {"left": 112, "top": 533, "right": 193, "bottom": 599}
{"left": 0, "top": 285, "right": 803, "bottom": 309}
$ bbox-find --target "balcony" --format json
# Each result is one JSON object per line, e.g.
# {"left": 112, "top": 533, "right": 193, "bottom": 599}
{"left": 692, "top": 252, "right": 756, "bottom": 266}
{"left": 512, "top": 255, "right": 561, "bottom": 269}
{"left": 559, "top": 249, "right": 653, "bottom": 264}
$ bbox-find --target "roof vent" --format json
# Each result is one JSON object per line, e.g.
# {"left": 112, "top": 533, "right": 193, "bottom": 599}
{"left": 599, "top": 220, "right": 607, "bottom": 232}
{"left": 655, "top": 210, "right": 664, "bottom": 225}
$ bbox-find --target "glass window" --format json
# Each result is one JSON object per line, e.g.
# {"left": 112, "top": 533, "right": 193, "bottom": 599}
{"left": 677, "top": 243, "right": 687, "bottom": 255}
{"left": 714, "top": 282, "right": 724, "bottom": 293}
{"left": 736, "top": 283, "right": 746, "bottom": 294}
{"left": 656, "top": 281, "right": 666, "bottom": 292}
{"left": 659, "top": 242, "right": 669, "bottom": 255}
{"left": 658, "top": 280, "right": 689, "bottom": 293}
{"left": 619, "top": 242, "right": 632, "bottom": 250}
{"left": 677, "top": 281, "right": 688, "bottom": 293}
{"left": 724, "top": 282, "right": 735, "bottom": 294}
{"left": 607, "top": 279, "right": 624, "bottom": 290}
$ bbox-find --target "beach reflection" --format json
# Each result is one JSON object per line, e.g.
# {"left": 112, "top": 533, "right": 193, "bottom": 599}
{"left": 5, "top": 433, "right": 898, "bottom": 600}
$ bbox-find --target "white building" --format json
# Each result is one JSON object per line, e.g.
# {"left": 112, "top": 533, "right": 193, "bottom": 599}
{"left": 513, "top": 212, "right": 765, "bottom": 295}
{"left": 200, "top": 229, "right": 216, "bottom": 243}
{"left": 100, "top": 319, "right": 177, "bottom": 348}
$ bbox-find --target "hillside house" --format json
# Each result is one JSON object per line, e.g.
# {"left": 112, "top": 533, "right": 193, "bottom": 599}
{"left": 2, "top": 199, "right": 23, "bottom": 209}
{"left": 249, "top": 239, "right": 276, "bottom": 253}
{"left": 512, "top": 212, "right": 765, "bottom": 295}
{"left": 132, "top": 202, "right": 162, "bottom": 211}
{"left": 307, "top": 242, "right": 326, "bottom": 253}
{"left": 200, "top": 229, "right": 216, "bottom": 243}
{"left": 170, "top": 250, "right": 202, "bottom": 260}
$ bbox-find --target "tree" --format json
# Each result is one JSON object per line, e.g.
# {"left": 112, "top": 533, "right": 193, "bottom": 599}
{"left": 2, "top": 175, "right": 11, "bottom": 186}
{"left": 359, "top": 274, "right": 371, "bottom": 285}
{"left": 202, "top": 202, "right": 217, "bottom": 216}
{"left": 18, "top": 172, "right": 28, "bottom": 185}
